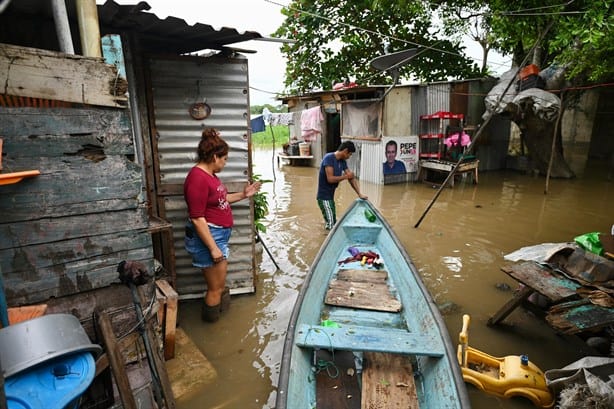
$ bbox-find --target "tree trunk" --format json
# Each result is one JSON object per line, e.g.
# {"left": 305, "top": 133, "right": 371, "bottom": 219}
{"left": 514, "top": 111, "right": 575, "bottom": 178}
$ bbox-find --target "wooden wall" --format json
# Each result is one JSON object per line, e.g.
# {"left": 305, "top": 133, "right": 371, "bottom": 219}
{"left": 0, "top": 106, "right": 153, "bottom": 306}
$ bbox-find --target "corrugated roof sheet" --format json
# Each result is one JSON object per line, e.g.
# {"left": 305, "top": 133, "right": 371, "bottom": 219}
{"left": 97, "top": 1, "right": 264, "bottom": 54}
{"left": 1, "top": 0, "right": 263, "bottom": 55}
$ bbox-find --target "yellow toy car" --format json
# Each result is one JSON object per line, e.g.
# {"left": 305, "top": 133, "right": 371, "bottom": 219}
{"left": 457, "top": 315, "right": 554, "bottom": 408}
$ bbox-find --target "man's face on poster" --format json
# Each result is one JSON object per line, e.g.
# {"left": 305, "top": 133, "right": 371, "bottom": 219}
{"left": 386, "top": 144, "right": 397, "bottom": 164}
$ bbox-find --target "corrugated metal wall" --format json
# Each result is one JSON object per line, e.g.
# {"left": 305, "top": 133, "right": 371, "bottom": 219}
{"left": 148, "top": 54, "right": 256, "bottom": 297}
{"left": 355, "top": 139, "right": 384, "bottom": 184}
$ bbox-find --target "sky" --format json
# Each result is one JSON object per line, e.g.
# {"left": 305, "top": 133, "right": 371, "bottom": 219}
{"left": 106, "top": 0, "right": 511, "bottom": 106}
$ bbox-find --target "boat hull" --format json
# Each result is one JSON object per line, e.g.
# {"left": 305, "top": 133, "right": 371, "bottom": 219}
{"left": 276, "top": 199, "right": 469, "bottom": 408}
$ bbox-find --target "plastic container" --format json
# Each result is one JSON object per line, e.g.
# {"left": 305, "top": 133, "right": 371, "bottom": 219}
{"left": 0, "top": 313, "right": 102, "bottom": 378}
{"left": 299, "top": 142, "right": 310, "bottom": 156}
{"left": 519, "top": 64, "right": 539, "bottom": 80}
{"left": 4, "top": 351, "right": 96, "bottom": 409}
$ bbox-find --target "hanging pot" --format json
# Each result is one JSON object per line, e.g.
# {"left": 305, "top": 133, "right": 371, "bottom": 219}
{"left": 189, "top": 101, "right": 211, "bottom": 120}
{"left": 189, "top": 79, "right": 211, "bottom": 120}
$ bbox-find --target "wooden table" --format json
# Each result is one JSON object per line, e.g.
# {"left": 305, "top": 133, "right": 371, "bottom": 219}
{"left": 489, "top": 261, "right": 614, "bottom": 335}
{"left": 488, "top": 261, "right": 580, "bottom": 326}
{"left": 417, "top": 159, "right": 478, "bottom": 187}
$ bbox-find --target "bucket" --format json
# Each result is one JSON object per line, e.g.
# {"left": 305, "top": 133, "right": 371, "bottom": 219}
{"left": 299, "top": 142, "right": 310, "bottom": 156}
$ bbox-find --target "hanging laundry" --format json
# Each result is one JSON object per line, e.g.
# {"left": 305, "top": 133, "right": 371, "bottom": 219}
{"left": 261, "top": 107, "right": 273, "bottom": 125}
{"left": 269, "top": 112, "right": 294, "bottom": 126}
{"left": 250, "top": 115, "right": 266, "bottom": 133}
{"left": 301, "top": 106, "right": 323, "bottom": 142}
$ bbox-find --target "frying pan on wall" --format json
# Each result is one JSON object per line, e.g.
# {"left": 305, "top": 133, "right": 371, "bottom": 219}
{"left": 189, "top": 79, "right": 212, "bottom": 120}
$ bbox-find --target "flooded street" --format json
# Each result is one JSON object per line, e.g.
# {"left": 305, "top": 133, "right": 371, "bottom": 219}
{"left": 177, "top": 147, "right": 613, "bottom": 409}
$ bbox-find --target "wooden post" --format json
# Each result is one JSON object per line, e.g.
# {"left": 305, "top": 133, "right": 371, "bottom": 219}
{"left": 156, "top": 279, "right": 178, "bottom": 360}
{"left": 487, "top": 285, "right": 533, "bottom": 326}
{"left": 95, "top": 309, "right": 137, "bottom": 409}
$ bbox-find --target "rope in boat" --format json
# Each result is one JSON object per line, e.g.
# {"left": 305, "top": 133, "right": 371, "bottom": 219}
{"left": 306, "top": 326, "right": 340, "bottom": 380}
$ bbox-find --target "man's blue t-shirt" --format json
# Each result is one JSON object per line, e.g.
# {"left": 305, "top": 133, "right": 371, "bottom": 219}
{"left": 383, "top": 160, "right": 407, "bottom": 175}
{"left": 317, "top": 152, "right": 348, "bottom": 200}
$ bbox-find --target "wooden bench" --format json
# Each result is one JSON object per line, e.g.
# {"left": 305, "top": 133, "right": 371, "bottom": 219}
{"left": 295, "top": 324, "right": 444, "bottom": 357}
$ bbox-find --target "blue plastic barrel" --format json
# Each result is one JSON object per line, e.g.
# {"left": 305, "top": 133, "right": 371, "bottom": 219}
{"left": 4, "top": 351, "right": 96, "bottom": 409}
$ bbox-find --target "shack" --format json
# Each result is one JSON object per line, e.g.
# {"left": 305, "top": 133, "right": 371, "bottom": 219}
{"left": 1, "top": 0, "right": 263, "bottom": 303}
{"left": 280, "top": 75, "right": 613, "bottom": 186}
{"left": 280, "top": 79, "right": 510, "bottom": 185}
{"left": 0, "top": 0, "right": 265, "bottom": 405}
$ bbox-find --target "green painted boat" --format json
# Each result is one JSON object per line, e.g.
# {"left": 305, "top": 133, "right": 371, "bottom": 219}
{"left": 276, "top": 199, "right": 470, "bottom": 408}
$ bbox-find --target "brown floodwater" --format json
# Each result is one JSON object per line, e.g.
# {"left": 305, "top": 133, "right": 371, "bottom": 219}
{"left": 177, "top": 147, "right": 613, "bottom": 409}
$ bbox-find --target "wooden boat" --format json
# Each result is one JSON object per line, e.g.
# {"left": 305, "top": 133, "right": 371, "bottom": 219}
{"left": 276, "top": 199, "right": 470, "bottom": 408}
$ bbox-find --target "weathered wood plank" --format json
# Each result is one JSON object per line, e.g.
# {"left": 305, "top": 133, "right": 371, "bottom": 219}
{"left": 315, "top": 349, "right": 361, "bottom": 409}
{"left": 361, "top": 352, "right": 418, "bottom": 409}
{"left": 546, "top": 299, "right": 614, "bottom": 334}
{"left": 95, "top": 310, "right": 138, "bottom": 409}
{"left": 488, "top": 285, "right": 534, "bottom": 326}
{"left": 1, "top": 231, "right": 153, "bottom": 305}
{"left": 0, "top": 43, "right": 127, "bottom": 107}
{"left": 501, "top": 262, "right": 580, "bottom": 302}
{"left": 326, "top": 280, "right": 401, "bottom": 312}
{"left": 0, "top": 209, "right": 149, "bottom": 249}
{"left": 156, "top": 279, "right": 178, "bottom": 360}
{"left": 0, "top": 107, "right": 132, "bottom": 148}
{"left": 0, "top": 160, "right": 143, "bottom": 222}
{"left": 336, "top": 269, "right": 389, "bottom": 283}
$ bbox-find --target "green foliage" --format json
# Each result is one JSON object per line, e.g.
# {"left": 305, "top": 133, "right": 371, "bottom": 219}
{"left": 274, "top": 0, "right": 614, "bottom": 94}
{"left": 274, "top": 0, "right": 481, "bottom": 95}
{"left": 252, "top": 125, "right": 290, "bottom": 147}
{"left": 475, "top": 0, "right": 614, "bottom": 83}
{"left": 251, "top": 173, "right": 272, "bottom": 234}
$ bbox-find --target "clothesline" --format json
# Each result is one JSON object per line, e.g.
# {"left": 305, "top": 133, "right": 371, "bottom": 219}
{"left": 250, "top": 106, "right": 324, "bottom": 142}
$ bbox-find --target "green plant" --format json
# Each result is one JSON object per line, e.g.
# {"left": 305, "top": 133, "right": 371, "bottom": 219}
{"left": 252, "top": 173, "right": 272, "bottom": 233}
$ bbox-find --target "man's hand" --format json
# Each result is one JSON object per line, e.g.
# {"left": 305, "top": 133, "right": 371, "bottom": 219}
{"left": 345, "top": 170, "right": 355, "bottom": 180}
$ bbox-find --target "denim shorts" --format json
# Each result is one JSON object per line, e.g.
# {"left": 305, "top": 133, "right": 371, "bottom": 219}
{"left": 184, "top": 221, "right": 231, "bottom": 268}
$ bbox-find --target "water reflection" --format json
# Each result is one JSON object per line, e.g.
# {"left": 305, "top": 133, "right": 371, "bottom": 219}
{"left": 177, "top": 148, "right": 613, "bottom": 409}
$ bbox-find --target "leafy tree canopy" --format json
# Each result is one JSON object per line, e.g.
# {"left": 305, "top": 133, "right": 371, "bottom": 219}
{"left": 481, "top": 0, "right": 614, "bottom": 83}
{"left": 275, "top": 0, "right": 613, "bottom": 96}
{"left": 274, "top": 0, "right": 481, "bottom": 95}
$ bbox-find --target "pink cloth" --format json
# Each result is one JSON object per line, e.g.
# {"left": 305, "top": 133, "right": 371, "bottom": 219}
{"left": 444, "top": 132, "right": 471, "bottom": 148}
{"left": 301, "top": 106, "right": 323, "bottom": 142}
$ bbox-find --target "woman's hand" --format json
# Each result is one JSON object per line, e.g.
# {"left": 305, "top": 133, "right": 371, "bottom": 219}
{"left": 243, "top": 181, "right": 262, "bottom": 198}
{"left": 211, "top": 246, "right": 224, "bottom": 263}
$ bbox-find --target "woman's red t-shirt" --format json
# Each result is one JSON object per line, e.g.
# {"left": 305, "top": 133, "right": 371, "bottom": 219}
{"left": 184, "top": 167, "right": 233, "bottom": 227}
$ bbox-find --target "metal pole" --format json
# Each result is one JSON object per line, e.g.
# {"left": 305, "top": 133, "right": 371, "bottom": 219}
{"left": 51, "top": 0, "right": 74, "bottom": 54}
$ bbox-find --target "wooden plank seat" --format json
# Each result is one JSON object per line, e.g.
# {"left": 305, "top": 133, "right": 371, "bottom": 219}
{"left": 295, "top": 324, "right": 444, "bottom": 357}
{"left": 325, "top": 269, "right": 402, "bottom": 312}
{"left": 362, "top": 352, "right": 419, "bottom": 409}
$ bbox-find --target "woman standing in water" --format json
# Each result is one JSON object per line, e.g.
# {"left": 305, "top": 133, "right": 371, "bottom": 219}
{"left": 184, "top": 128, "right": 262, "bottom": 322}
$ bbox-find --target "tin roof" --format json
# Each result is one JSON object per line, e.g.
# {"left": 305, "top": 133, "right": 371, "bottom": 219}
{"left": 1, "top": 0, "right": 264, "bottom": 55}
{"left": 97, "top": 1, "right": 264, "bottom": 54}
